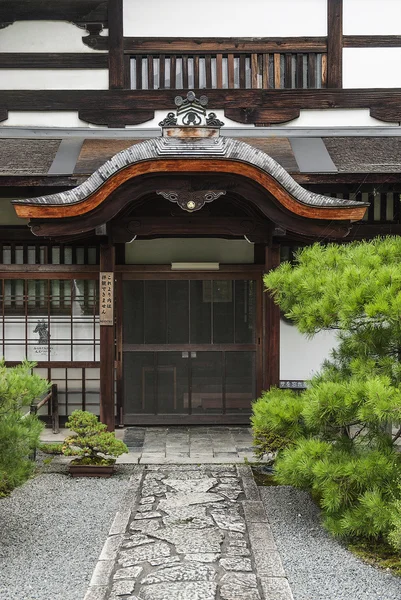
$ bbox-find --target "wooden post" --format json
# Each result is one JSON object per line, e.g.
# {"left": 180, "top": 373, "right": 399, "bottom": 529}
{"left": 263, "top": 245, "right": 280, "bottom": 390}
{"left": 327, "top": 0, "right": 343, "bottom": 88}
{"left": 100, "top": 243, "right": 115, "bottom": 431}
{"left": 108, "top": 0, "right": 125, "bottom": 89}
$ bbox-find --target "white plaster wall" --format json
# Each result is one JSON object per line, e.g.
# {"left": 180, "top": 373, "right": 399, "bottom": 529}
{"left": 0, "top": 70, "right": 109, "bottom": 90}
{"left": 280, "top": 108, "right": 398, "bottom": 127}
{"left": 343, "top": 48, "right": 401, "bottom": 89}
{"left": 280, "top": 320, "right": 338, "bottom": 380}
{"left": 344, "top": 0, "right": 401, "bottom": 35}
{"left": 2, "top": 111, "right": 93, "bottom": 128}
{"left": 123, "top": 0, "right": 327, "bottom": 37}
{"left": 0, "top": 21, "right": 108, "bottom": 52}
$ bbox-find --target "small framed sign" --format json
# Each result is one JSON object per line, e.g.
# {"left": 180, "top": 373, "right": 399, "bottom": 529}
{"left": 100, "top": 272, "right": 114, "bottom": 326}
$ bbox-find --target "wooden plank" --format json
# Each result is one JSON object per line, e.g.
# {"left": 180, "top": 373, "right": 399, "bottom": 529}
{"left": 227, "top": 54, "right": 235, "bottom": 89}
{"left": 205, "top": 55, "right": 212, "bottom": 88}
{"left": 108, "top": 0, "right": 124, "bottom": 89}
{"left": 194, "top": 55, "right": 200, "bottom": 89}
{"left": 284, "top": 54, "right": 292, "bottom": 89}
{"left": 273, "top": 53, "right": 281, "bottom": 88}
{"left": 264, "top": 245, "right": 280, "bottom": 390}
{"left": 262, "top": 54, "right": 269, "bottom": 89}
{"left": 321, "top": 53, "right": 327, "bottom": 87}
{"left": 147, "top": 55, "right": 154, "bottom": 90}
{"left": 308, "top": 53, "right": 317, "bottom": 88}
{"left": 170, "top": 55, "right": 177, "bottom": 89}
{"left": 0, "top": 54, "right": 108, "bottom": 69}
{"left": 100, "top": 243, "right": 115, "bottom": 431}
{"left": 344, "top": 35, "right": 401, "bottom": 48}
{"left": 123, "top": 37, "right": 328, "bottom": 53}
{"left": 251, "top": 54, "right": 259, "bottom": 89}
{"left": 327, "top": 0, "right": 343, "bottom": 88}
{"left": 159, "top": 54, "right": 165, "bottom": 90}
{"left": 296, "top": 53, "right": 304, "bottom": 88}
{"left": 239, "top": 54, "right": 246, "bottom": 89}
{"left": 216, "top": 54, "right": 223, "bottom": 89}
{"left": 0, "top": 0, "right": 108, "bottom": 24}
{"left": 135, "top": 55, "right": 142, "bottom": 90}
{"left": 182, "top": 55, "right": 188, "bottom": 89}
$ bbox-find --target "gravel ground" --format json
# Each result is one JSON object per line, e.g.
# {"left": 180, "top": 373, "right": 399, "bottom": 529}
{"left": 0, "top": 459, "right": 130, "bottom": 600}
{"left": 260, "top": 486, "right": 401, "bottom": 600}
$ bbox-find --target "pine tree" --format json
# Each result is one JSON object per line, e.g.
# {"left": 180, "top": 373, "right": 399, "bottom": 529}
{"left": 252, "top": 237, "right": 401, "bottom": 546}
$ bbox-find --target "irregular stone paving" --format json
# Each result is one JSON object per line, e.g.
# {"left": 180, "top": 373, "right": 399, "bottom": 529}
{"left": 84, "top": 465, "right": 293, "bottom": 600}
{"left": 122, "top": 427, "right": 256, "bottom": 463}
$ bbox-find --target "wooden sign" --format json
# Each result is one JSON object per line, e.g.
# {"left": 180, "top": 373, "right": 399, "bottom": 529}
{"left": 100, "top": 272, "right": 114, "bottom": 326}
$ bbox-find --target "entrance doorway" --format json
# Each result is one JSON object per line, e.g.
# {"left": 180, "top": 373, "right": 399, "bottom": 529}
{"left": 122, "top": 275, "right": 261, "bottom": 424}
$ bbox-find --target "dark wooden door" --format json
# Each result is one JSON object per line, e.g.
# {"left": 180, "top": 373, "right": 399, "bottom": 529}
{"left": 122, "top": 277, "right": 260, "bottom": 424}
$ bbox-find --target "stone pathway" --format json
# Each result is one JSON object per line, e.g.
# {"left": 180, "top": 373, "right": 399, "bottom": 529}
{"left": 84, "top": 465, "right": 293, "bottom": 600}
{"left": 123, "top": 427, "right": 256, "bottom": 464}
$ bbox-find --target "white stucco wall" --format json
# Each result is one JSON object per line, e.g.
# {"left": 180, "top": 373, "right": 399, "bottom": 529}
{"left": 0, "top": 21, "right": 107, "bottom": 52}
{"left": 280, "top": 108, "right": 397, "bottom": 127}
{"left": 2, "top": 111, "right": 92, "bottom": 128}
{"left": 0, "top": 70, "right": 109, "bottom": 90}
{"left": 123, "top": 0, "right": 327, "bottom": 37}
{"left": 343, "top": 48, "right": 401, "bottom": 89}
{"left": 343, "top": 0, "right": 401, "bottom": 35}
{"left": 280, "top": 320, "right": 338, "bottom": 380}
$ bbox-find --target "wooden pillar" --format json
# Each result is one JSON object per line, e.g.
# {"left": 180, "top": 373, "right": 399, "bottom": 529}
{"left": 100, "top": 243, "right": 115, "bottom": 431}
{"left": 327, "top": 0, "right": 343, "bottom": 88}
{"left": 263, "top": 245, "right": 280, "bottom": 390}
{"left": 108, "top": 0, "right": 125, "bottom": 89}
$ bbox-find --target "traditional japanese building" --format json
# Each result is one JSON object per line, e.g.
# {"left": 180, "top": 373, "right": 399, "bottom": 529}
{"left": 0, "top": 0, "right": 400, "bottom": 429}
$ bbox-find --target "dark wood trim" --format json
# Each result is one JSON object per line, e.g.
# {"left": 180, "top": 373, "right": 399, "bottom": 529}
{"left": 123, "top": 344, "right": 257, "bottom": 352}
{"left": 327, "top": 0, "right": 343, "bottom": 88}
{"left": 2, "top": 89, "right": 401, "bottom": 123}
{"left": 100, "top": 242, "right": 115, "bottom": 431}
{"left": 108, "top": 0, "right": 124, "bottom": 89}
{"left": 78, "top": 109, "right": 154, "bottom": 127}
{"left": 119, "top": 265, "right": 263, "bottom": 276}
{"left": 344, "top": 36, "right": 401, "bottom": 48}
{"left": 115, "top": 272, "right": 124, "bottom": 426}
{"left": 0, "top": 1, "right": 109, "bottom": 25}
{"left": 0, "top": 176, "right": 85, "bottom": 190}
{"left": 5, "top": 361, "right": 100, "bottom": 368}
{"left": 0, "top": 264, "right": 99, "bottom": 274}
{"left": 0, "top": 54, "right": 108, "bottom": 69}
{"left": 295, "top": 173, "right": 401, "bottom": 185}
{"left": 226, "top": 107, "right": 300, "bottom": 125}
{"left": 264, "top": 245, "right": 280, "bottom": 390}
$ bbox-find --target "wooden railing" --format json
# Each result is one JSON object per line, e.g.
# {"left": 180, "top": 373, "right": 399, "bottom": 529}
{"left": 127, "top": 39, "right": 327, "bottom": 91}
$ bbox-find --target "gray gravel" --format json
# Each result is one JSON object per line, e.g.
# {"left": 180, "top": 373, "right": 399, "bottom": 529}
{"left": 260, "top": 486, "right": 401, "bottom": 600}
{"left": 0, "top": 463, "right": 130, "bottom": 600}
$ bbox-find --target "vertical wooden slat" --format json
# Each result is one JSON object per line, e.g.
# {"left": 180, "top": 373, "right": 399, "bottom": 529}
{"left": 216, "top": 54, "right": 222, "bottom": 89}
{"left": 123, "top": 55, "right": 131, "bottom": 89}
{"left": 205, "top": 55, "right": 212, "bottom": 88}
{"left": 262, "top": 53, "right": 269, "bottom": 89}
{"left": 284, "top": 54, "right": 292, "bottom": 88}
{"left": 227, "top": 53, "right": 234, "bottom": 88}
{"left": 368, "top": 193, "right": 375, "bottom": 222}
{"left": 136, "top": 55, "right": 143, "bottom": 90}
{"left": 321, "top": 53, "right": 327, "bottom": 87}
{"left": 264, "top": 245, "right": 280, "bottom": 390}
{"left": 273, "top": 53, "right": 281, "bottom": 88}
{"left": 182, "top": 54, "right": 188, "bottom": 89}
{"left": 308, "top": 53, "right": 317, "bottom": 88}
{"left": 393, "top": 192, "right": 401, "bottom": 223}
{"left": 380, "top": 192, "right": 388, "bottom": 222}
{"left": 108, "top": 0, "right": 124, "bottom": 89}
{"left": 251, "top": 53, "right": 258, "bottom": 88}
{"left": 296, "top": 53, "right": 304, "bottom": 88}
{"left": 239, "top": 54, "right": 246, "bottom": 89}
{"left": 327, "top": 0, "right": 343, "bottom": 87}
{"left": 147, "top": 55, "right": 154, "bottom": 90}
{"left": 194, "top": 55, "right": 200, "bottom": 89}
{"left": 100, "top": 243, "right": 115, "bottom": 431}
{"left": 170, "top": 55, "right": 176, "bottom": 89}
{"left": 159, "top": 54, "right": 165, "bottom": 89}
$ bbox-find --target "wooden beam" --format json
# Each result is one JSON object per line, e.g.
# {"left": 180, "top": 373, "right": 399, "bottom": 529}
{"left": 0, "top": 54, "right": 108, "bottom": 69}
{"left": 108, "top": 0, "right": 124, "bottom": 89}
{"left": 327, "top": 0, "right": 343, "bottom": 88}
{"left": 264, "top": 245, "right": 280, "bottom": 390}
{"left": 344, "top": 35, "right": 401, "bottom": 48}
{"left": 0, "top": 0, "right": 108, "bottom": 25}
{"left": 100, "top": 242, "right": 115, "bottom": 431}
{"left": 2, "top": 89, "right": 401, "bottom": 123}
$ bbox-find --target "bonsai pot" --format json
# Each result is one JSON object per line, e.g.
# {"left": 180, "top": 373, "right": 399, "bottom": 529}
{"left": 68, "top": 457, "right": 116, "bottom": 478}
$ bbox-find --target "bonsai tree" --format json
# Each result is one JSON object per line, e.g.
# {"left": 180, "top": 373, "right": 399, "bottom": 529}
{"left": 252, "top": 237, "right": 401, "bottom": 549}
{"left": 63, "top": 410, "right": 128, "bottom": 465}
